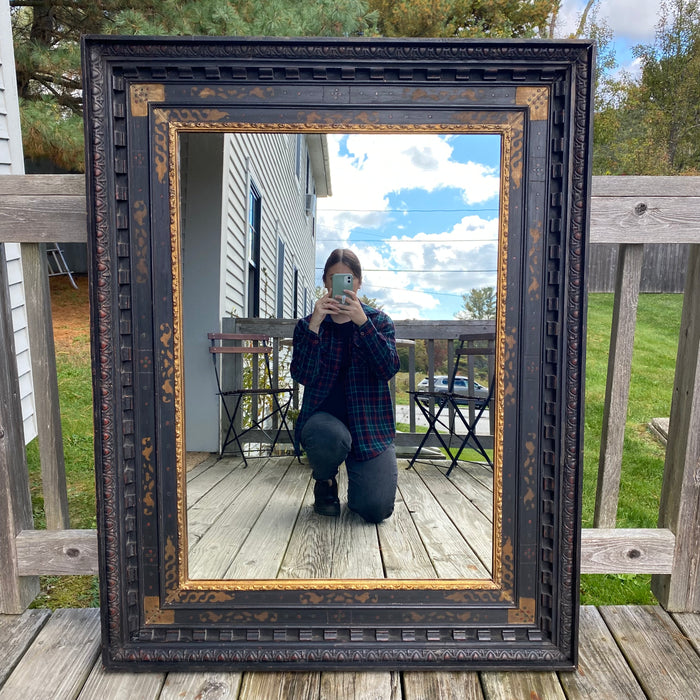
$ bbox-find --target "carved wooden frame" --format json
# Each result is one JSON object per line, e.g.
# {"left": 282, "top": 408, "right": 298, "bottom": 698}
{"left": 82, "top": 35, "right": 594, "bottom": 670}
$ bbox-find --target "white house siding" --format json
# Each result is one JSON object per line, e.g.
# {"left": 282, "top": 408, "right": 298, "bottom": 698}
{"left": 182, "top": 131, "right": 326, "bottom": 451}
{"left": 0, "top": 0, "right": 37, "bottom": 444}
{"left": 221, "top": 132, "right": 322, "bottom": 321}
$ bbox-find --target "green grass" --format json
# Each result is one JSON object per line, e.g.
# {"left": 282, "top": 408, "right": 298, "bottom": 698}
{"left": 25, "top": 293, "right": 682, "bottom": 607}
{"left": 580, "top": 293, "right": 681, "bottom": 604}
{"left": 27, "top": 344, "right": 98, "bottom": 609}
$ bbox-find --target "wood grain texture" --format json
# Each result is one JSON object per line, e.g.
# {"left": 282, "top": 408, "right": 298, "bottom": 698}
{"left": 320, "top": 672, "right": 400, "bottom": 699}
{"left": 402, "top": 671, "right": 483, "bottom": 699}
{"left": 653, "top": 244, "right": 700, "bottom": 611}
{"left": 0, "top": 609, "right": 50, "bottom": 687}
{"left": 0, "top": 608, "right": 100, "bottom": 700}
{"left": 239, "top": 672, "right": 320, "bottom": 700}
{"left": 595, "top": 243, "right": 644, "bottom": 528}
{"left": 672, "top": 611, "right": 700, "bottom": 656}
{"left": 580, "top": 528, "right": 674, "bottom": 574}
{"left": 21, "top": 243, "right": 69, "bottom": 530}
{"left": 77, "top": 662, "right": 165, "bottom": 699}
{"left": 558, "top": 606, "right": 646, "bottom": 699}
{"left": 15, "top": 529, "right": 99, "bottom": 576}
{"left": 0, "top": 244, "right": 39, "bottom": 612}
{"left": 159, "top": 672, "right": 243, "bottom": 699}
{"left": 600, "top": 605, "right": 700, "bottom": 699}
{"left": 480, "top": 670, "right": 566, "bottom": 699}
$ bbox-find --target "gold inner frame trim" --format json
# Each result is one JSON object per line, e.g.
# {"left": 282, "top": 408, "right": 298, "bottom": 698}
{"left": 166, "top": 119, "right": 513, "bottom": 592}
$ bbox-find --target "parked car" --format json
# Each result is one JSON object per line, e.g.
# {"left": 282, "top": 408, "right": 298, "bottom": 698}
{"left": 415, "top": 375, "right": 490, "bottom": 408}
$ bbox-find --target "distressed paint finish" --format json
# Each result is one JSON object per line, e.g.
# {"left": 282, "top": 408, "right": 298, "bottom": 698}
{"left": 82, "top": 36, "right": 593, "bottom": 670}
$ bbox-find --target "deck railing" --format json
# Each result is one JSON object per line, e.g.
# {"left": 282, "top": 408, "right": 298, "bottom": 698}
{"left": 1, "top": 174, "right": 699, "bottom": 614}
{"left": 225, "top": 316, "right": 496, "bottom": 454}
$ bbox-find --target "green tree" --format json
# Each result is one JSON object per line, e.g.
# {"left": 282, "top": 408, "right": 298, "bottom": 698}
{"left": 455, "top": 286, "right": 497, "bottom": 320}
{"left": 11, "top": 0, "right": 377, "bottom": 171}
{"left": 591, "top": 0, "right": 700, "bottom": 175}
{"left": 369, "top": 0, "right": 559, "bottom": 38}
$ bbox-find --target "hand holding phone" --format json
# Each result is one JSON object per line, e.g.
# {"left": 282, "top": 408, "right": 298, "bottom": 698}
{"left": 331, "top": 273, "right": 353, "bottom": 305}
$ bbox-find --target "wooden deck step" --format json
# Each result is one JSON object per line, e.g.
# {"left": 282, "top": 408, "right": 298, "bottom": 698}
{"left": 1, "top": 607, "right": 700, "bottom": 698}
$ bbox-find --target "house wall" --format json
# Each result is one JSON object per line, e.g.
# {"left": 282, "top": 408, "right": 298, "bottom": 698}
{"left": 221, "top": 133, "right": 319, "bottom": 321}
{"left": 0, "top": 1, "right": 37, "bottom": 444}
{"left": 181, "top": 133, "right": 224, "bottom": 452}
{"left": 181, "top": 132, "right": 323, "bottom": 453}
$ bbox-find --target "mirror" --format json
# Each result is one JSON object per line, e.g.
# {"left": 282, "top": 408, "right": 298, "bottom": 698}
{"left": 82, "top": 35, "right": 593, "bottom": 670}
{"left": 180, "top": 131, "right": 501, "bottom": 582}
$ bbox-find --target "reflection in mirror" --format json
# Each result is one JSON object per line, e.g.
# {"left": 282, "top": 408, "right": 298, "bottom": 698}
{"left": 179, "top": 131, "right": 501, "bottom": 582}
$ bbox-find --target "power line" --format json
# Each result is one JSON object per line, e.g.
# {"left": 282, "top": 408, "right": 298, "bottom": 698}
{"left": 316, "top": 237, "right": 498, "bottom": 244}
{"left": 315, "top": 267, "right": 497, "bottom": 273}
{"left": 319, "top": 207, "right": 499, "bottom": 213}
{"left": 361, "top": 285, "right": 468, "bottom": 299}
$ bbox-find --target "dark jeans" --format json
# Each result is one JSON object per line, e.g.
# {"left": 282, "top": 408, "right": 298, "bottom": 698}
{"left": 300, "top": 411, "right": 397, "bottom": 523}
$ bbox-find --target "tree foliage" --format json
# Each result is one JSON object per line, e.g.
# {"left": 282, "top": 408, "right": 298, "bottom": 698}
{"left": 592, "top": 0, "right": 700, "bottom": 175}
{"left": 454, "top": 286, "right": 497, "bottom": 320}
{"left": 10, "top": 0, "right": 566, "bottom": 171}
{"left": 369, "top": 0, "right": 558, "bottom": 38}
{"left": 10, "top": 0, "right": 377, "bottom": 171}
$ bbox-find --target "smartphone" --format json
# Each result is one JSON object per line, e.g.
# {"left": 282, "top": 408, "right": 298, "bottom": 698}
{"left": 331, "top": 273, "right": 353, "bottom": 304}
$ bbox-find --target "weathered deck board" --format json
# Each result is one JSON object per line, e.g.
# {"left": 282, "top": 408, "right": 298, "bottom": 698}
{"left": 414, "top": 463, "right": 493, "bottom": 568}
{"left": 558, "top": 605, "right": 646, "bottom": 698}
{"left": 222, "top": 461, "right": 310, "bottom": 579}
{"left": 0, "top": 608, "right": 100, "bottom": 700}
{"left": 397, "top": 466, "right": 489, "bottom": 579}
{"left": 599, "top": 605, "right": 700, "bottom": 699}
{"left": 159, "top": 672, "right": 243, "bottom": 700}
{"left": 480, "top": 670, "right": 566, "bottom": 699}
{"left": 1, "top": 607, "right": 699, "bottom": 698}
{"left": 77, "top": 662, "right": 165, "bottom": 699}
{"left": 402, "top": 671, "right": 483, "bottom": 699}
{"left": 0, "top": 609, "right": 49, "bottom": 687}
{"left": 187, "top": 455, "right": 494, "bottom": 582}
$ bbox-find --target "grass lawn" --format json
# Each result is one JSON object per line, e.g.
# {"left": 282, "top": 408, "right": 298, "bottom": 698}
{"left": 26, "top": 285, "right": 683, "bottom": 607}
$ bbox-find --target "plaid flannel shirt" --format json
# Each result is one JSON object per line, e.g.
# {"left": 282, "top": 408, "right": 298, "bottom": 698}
{"left": 291, "top": 304, "right": 400, "bottom": 462}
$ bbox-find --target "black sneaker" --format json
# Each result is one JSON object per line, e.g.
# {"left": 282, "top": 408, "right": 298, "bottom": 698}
{"left": 313, "top": 478, "right": 340, "bottom": 517}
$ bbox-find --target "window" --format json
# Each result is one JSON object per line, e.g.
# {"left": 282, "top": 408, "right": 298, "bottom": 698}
{"left": 293, "top": 268, "right": 299, "bottom": 318}
{"left": 247, "top": 185, "right": 261, "bottom": 317}
{"left": 276, "top": 237, "right": 285, "bottom": 318}
{"left": 295, "top": 134, "right": 302, "bottom": 181}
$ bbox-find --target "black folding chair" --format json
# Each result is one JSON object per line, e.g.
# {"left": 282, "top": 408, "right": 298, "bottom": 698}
{"left": 208, "top": 332, "right": 298, "bottom": 466}
{"left": 408, "top": 332, "right": 495, "bottom": 477}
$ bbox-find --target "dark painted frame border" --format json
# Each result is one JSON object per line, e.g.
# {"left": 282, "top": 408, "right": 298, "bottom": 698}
{"left": 81, "top": 36, "right": 593, "bottom": 670}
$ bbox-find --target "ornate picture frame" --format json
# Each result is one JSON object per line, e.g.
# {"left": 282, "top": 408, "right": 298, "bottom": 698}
{"left": 82, "top": 35, "right": 594, "bottom": 670}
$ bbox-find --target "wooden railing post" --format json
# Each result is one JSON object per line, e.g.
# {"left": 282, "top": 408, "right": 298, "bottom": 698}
{"left": 594, "top": 243, "right": 644, "bottom": 527}
{"left": 21, "top": 242, "right": 70, "bottom": 529}
{"left": 652, "top": 243, "right": 700, "bottom": 612}
{"left": 0, "top": 244, "right": 39, "bottom": 613}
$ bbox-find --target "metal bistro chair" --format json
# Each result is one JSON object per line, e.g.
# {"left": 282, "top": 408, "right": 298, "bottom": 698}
{"left": 408, "top": 332, "right": 495, "bottom": 477}
{"left": 208, "top": 332, "right": 297, "bottom": 466}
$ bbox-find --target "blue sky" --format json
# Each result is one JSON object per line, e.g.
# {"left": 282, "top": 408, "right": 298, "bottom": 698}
{"left": 558, "top": 0, "right": 662, "bottom": 76}
{"left": 315, "top": 133, "right": 501, "bottom": 320}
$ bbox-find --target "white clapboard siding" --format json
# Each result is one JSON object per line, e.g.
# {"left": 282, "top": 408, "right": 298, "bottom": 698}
{"left": 222, "top": 132, "right": 322, "bottom": 321}
{"left": 0, "top": 3, "right": 37, "bottom": 445}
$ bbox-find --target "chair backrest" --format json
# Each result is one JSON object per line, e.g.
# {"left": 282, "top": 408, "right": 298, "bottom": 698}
{"left": 207, "top": 333, "right": 276, "bottom": 393}
{"left": 449, "top": 332, "right": 495, "bottom": 395}
{"left": 207, "top": 332, "right": 272, "bottom": 356}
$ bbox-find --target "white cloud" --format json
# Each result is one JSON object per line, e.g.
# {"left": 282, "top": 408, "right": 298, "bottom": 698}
{"left": 556, "top": 1, "right": 660, "bottom": 43}
{"left": 315, "top": 133, "right": 501, "bottom": 320}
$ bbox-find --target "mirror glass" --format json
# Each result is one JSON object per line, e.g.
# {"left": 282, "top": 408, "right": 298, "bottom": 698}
{"left": 179, "top": 130, "right": 501, "bottom": 581}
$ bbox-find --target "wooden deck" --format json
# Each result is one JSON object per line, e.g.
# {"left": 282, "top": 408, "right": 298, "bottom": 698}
{"left": 1, "top": 605, "right": 699, "bottom": 698}
{"left": 186, "top": 454, "right": 494, "bottom": 581}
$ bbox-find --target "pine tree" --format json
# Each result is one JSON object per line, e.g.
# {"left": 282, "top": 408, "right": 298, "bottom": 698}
{"left": 10, "top": 0, "right": 377, "bottom": 171}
